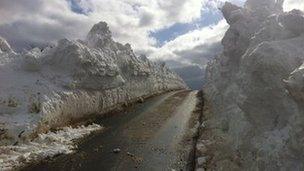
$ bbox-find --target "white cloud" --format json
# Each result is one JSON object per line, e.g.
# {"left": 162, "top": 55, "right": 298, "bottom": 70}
{"left": 0, "top": 0, "right": 209, "bottom": 52}
{"left": 5, "top": 0, "right": 302, "bottom": 70}
{"left": 283, "top": 0, "right": 304, "bottom": 11}
{"left": 151, "top": 19, "right": 229, "bottom": 67}
{"left": 0, "top": 0, "right": 236, "bottom": 52}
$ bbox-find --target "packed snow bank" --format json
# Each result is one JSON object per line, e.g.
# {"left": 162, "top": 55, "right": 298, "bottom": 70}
{"left": 0, "top": 123, "right": 102, "bottom": 171}
{"left": 200, "top": 0, "right": 304, "bottom": 170}
{"left": 0, "top": 21, "right": 186, "bottom": 145}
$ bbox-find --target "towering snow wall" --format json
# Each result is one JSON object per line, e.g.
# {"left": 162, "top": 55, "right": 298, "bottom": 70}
{"left": 0, "top": 22, "right": 186, "bottom": 145}
{"left": 199, "top": 0, "right": 304, "bottom": 170}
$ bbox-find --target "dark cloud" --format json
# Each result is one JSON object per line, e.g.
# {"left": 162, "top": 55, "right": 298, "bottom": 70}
{"left": 159, "top": 0, "right": 188, "bottom": 21}
{"left": 174, "top": 41, "right": 223, "bottom": 66}
{"left": 161, "top": 41, "right": 222, "bottom": 89}
{"left": 139, "top": 12, "right": 155, "bottom": 26}
{"left": 0, "top": 0, "right": 92, "bottom": 51}
{"left": 0, "top": 0, "right": 42, "bottom": 21}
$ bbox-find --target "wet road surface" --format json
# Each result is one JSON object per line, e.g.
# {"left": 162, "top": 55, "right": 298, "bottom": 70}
{"left": 22, "top": 90, "right": 199, "bottom": 171}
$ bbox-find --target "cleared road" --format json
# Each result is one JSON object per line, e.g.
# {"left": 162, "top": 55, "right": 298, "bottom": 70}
{"left": 22, "top": 90, "right": 199, "bottom": 171}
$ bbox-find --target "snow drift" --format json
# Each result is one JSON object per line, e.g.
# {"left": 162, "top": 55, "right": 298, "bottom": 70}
{"left": 0, "top": 124, "right": 102, "bottom": 171}
{"left": 0, "top": 21, "right": 186, "bottom": 145}
{"left": 199, "top": 0, "right": 304, "bottom": 170}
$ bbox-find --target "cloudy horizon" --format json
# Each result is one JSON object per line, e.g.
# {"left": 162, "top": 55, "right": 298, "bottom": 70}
{"left": 0, "top": 0, "right": 303, "bottom": 69}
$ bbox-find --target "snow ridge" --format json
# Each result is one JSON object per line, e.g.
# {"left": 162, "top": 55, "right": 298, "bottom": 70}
{"left": 0, "top": 21, "right": 186, "bottom": 146}
{"left": 201, "top": 0, "right": 304, "bottom": 170}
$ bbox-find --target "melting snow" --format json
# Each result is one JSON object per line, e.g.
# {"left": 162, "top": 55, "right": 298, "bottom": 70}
{"left": 0, "top": 123, "right": 102, "bottom": 171}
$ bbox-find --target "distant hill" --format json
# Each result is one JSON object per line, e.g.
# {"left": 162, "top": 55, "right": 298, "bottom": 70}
{"left": 172, "top": 65, "right": 205, "bottom": 90}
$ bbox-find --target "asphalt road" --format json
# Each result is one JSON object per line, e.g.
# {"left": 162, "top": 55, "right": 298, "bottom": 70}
{"left": 22, "top": 90, "right": 199, "bottom": 171}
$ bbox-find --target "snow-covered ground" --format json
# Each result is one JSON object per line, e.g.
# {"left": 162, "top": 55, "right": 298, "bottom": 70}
{"left": 0, "top": 123, "right": 102, "bottom": 171}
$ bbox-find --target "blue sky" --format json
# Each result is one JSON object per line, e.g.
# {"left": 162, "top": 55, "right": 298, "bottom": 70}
{"left": 150, "top": 10, "right": 223, "bottom": 46}
{"left": 150, "top": 0, "right": 246, "bottom": 47}
{"left": 69, "top": 0, "right": 91, "bottom": 15}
